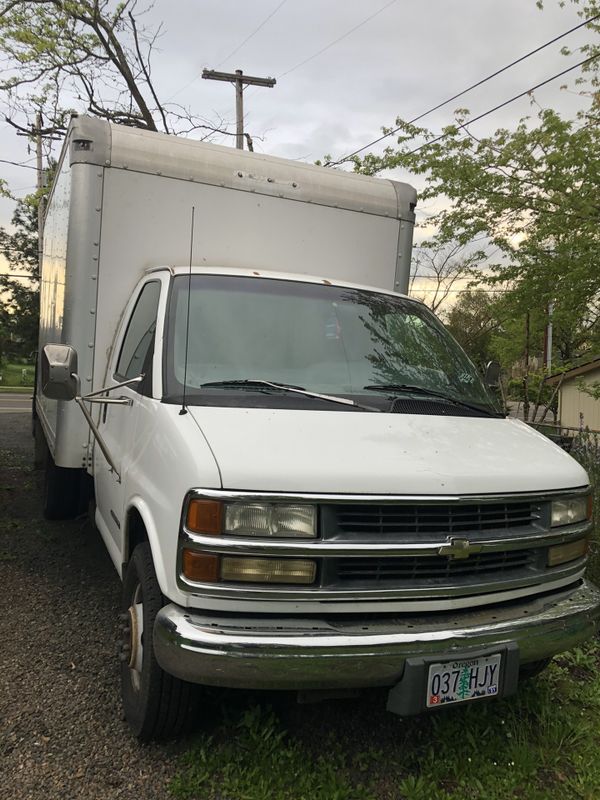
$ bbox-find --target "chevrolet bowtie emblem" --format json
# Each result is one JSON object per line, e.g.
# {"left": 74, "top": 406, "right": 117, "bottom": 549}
{"left": 438, "top": 538, "right": 483, "bottom": 559}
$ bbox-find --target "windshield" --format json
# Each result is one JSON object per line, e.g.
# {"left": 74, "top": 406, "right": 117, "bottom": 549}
{"left": 164, "top": 275, "right": 496, "bottom": 411}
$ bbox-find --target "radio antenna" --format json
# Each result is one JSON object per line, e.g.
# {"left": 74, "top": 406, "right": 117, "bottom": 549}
{"left": 179, "top": 206, "right": 195, "bottom": 416}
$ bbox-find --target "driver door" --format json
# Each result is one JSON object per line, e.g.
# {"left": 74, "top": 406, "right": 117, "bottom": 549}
{"left": 94, "top": 280, "right": 162, "bottom": 556}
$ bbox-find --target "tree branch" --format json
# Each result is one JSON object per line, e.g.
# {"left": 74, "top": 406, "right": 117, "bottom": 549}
{"left": 128, "top": 9, "right": 168, "bottom": 133}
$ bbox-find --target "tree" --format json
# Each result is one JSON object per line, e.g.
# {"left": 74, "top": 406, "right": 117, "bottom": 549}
{"left": 579, "top": 377, "right": 600, "bottom": 400}
{"left": 537, "top": 1, "right": 600, "bottom": 88}
{"left": 409, "top": 240, "right": 484, "bottom": 314}
{"left": 0, "top": 304, "right": 10, "bottom": 364}
{"left": 445, "top": 289, "right": 502, "bottom": 369}
{"left": 0, "top": 195, "right": 40, "bottom": 359}
{"left": 340, "top": 0, "right": 600, "bottom": 368}
{"left": 0, "top": 0, "right": 227, "bottom": 138}
{"left": 0, "top": 2, "right": 232, "bottom": 360}
{"left": 351, "top": 106, "right": 600, "bottom": 367}
{"left": 456, "top": 666, "right": 471, "bottom": 701}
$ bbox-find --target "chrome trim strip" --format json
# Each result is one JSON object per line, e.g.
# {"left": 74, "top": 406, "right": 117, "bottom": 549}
{"left": 179, "top": 569, "right": 585, "bottom": 608}
{"left": 153, "top": 580, "right": 600, "bottom": 689}
{"left": 188, "top": 486, "right": 591, "bottom": 505}
{"left": 180, "top": 521, "right": 592, "bottom": 558}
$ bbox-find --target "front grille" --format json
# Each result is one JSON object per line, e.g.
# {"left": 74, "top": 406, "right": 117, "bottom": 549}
{"left": 334, "top": 502, "right": 540, "bottom": 537}
{"left": 336, "top": 549, "right": 537, "bottom": 584}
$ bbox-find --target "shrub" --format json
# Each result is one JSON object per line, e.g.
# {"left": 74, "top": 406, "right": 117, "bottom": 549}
{"left": 570, "top": 430, "right": 600, "bottom": 585}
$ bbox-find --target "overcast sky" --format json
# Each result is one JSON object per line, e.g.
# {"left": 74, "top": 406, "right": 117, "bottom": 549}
{"left": 0, "top": 0, "right": 594, "bottom": 263}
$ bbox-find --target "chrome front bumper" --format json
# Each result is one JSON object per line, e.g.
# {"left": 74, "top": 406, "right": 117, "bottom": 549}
{"left": 154, "top": 580, "right": 600, "bottom": 690}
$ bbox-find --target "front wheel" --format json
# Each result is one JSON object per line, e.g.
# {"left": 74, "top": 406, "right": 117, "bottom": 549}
{"left": 119, "top": 542, "right": 197, "bottom": 740}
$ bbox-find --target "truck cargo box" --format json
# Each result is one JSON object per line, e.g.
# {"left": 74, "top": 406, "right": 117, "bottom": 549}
{"left": 37, "top": 116, "right": 416, "bottom": 468}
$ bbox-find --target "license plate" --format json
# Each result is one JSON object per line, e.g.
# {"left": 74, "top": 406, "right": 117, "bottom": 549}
{"left": 426, "top": 653, "right": 502, "bottom": 707}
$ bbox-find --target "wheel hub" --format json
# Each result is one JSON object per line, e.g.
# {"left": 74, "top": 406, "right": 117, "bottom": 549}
{"left": 120, "top": 585, "right": 144, "bottom": 690}
{"left": 128, "top": 603, "right": 143, "bottom": 671}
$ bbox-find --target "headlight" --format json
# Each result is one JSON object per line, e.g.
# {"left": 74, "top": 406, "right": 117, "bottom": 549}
{"left": 224, "top": 503, "right": 317, "bottom": 538}
{"left": 185, "top": 498, "right": 317, "bottom": 538}
{"left": 551, "top": 496, "right": 591, "bottom": 527}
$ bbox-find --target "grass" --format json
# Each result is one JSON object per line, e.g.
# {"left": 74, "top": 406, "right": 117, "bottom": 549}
{"left": 0, "top": 361, "right": 34, "bottom": 388}
{"left": 172, "top": 704, "right": 372, "bottom": 800}
{"left": 171, "top": 645, "right": 600, "bottom": 800}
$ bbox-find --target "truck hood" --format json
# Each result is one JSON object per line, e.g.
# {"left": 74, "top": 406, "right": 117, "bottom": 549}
{"left": 187, "top": 407, "right": 587, "bottom": 495}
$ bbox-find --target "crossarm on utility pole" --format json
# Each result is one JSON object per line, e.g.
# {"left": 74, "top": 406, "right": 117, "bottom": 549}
{"left": 202, "top": 68, "right": 276, "bottom": 150}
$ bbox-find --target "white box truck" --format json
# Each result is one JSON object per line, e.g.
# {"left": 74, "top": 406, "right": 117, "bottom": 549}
{"left": 36, "top": 115, "right": 600, "bottom": 740}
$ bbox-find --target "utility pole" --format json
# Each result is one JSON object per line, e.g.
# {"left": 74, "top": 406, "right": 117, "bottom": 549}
{"left": 202, "top": 69, "right": 276, "bottom": 150}
{"left": 523, "top": 311, "right": 530, "bottom": 423}
{"left": 545, "top": 302, "right": 554, "bottom": 374}
{"left": 16, "top": 112, "right": 46, "bottom": 276}
{"left": 35, "top": 111, "right": 45, "bottom": 276}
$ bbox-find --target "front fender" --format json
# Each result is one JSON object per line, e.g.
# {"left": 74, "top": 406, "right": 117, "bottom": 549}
{"left": 123, "top": 496, "right": 171, "bottom": 595}
{"left": 119, "top": 399, "right": 222, "bottom": 604}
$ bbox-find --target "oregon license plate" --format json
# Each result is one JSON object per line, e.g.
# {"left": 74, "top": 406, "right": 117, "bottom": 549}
{"left": 426, "top": 653, "right": 502, "bottom": 707}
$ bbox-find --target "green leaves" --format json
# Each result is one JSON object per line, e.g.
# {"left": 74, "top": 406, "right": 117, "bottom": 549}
{"left": 353, "top": 98, "right": 599, "bottom": 367}
{"left": 0, "top": 192, "right": 44, "bottom": 359}
{"left": 0, "top": 1, "right": 164, "bottom": 135}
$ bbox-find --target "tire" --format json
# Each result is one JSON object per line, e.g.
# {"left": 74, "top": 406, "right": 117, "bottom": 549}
{"left": 33, "top": 417, "right": 46, "bottom": 471}
{"left": 42, "top": 443, "right": 84, "bottom": 520}
{"left": 120, "top": 542, "right": 197, "bottom": 741}
{"left": 519, "top": 658, "right": 552, "bottom": 681}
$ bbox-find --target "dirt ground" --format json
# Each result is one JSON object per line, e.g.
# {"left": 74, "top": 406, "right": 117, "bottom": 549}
{"left": 0, "top": 401, "right": 183, "bottom": 799}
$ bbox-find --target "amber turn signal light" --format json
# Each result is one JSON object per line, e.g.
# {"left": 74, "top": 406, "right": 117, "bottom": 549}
{"left": 547, "top": 537, "right": 589, "bottom": 568}
{"left": 186, "top": 499, "right": 222, "bottom": 535}
{"left": 182, "top": 549, "right": 220, "bottom": 582}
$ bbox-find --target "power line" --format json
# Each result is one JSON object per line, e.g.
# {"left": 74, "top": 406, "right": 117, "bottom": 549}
{"left": 168, "top": 0, "right": 288, "bottom": 101}
{"left": 215, "top": 0, "right": 288, "bottom": 69}
{"left": 278, "top": 0, "right": 398, "bottom": 79}
{"left": 243, "top": 0, "right": 398, "bottom": 112}
{"left": 404, "top": 54, "right": 599, "bottom": 158}
{"left": 218, "top": 2, "right": 400, "bottom": 140}
{"left": 0, "top": 158, "right": 38, "bottom": 171}
{"left": 327, "top": 12, "right": 600, "bottom": 166}
{"left": 411, "top": 288, "right": 510, "bottom": 294}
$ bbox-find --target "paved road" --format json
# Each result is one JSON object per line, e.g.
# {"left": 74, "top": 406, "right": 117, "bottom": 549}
{"left": 0, "top": 392, "right": 32, "bottom": 413}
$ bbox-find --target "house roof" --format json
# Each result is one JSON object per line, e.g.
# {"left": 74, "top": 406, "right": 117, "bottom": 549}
{"left": 546, "top": 355, "right": 600, "bottom": 385}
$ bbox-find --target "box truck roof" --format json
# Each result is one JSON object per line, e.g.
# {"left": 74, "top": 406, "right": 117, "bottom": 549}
{"left": 63, "top": 115, "right": 416, "bottom": 222}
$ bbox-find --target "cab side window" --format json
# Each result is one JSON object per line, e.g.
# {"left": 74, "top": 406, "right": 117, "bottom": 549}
{"left": 115, "top": 281, "right": 161, "bottom": 383}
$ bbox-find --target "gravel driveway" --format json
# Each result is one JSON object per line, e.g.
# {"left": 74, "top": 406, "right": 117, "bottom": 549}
{"left": 0, "top": 401, "right": 182, "bottom": 799}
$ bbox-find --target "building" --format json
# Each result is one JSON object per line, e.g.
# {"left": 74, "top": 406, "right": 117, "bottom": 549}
{"left": 546, "top": 356, "right": 600, "bottom": 431}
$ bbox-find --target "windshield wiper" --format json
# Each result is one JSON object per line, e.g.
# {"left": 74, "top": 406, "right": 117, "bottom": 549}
{"left": 363, "top": 383, "right": 502, "bottom": 417}
{"left": 199, "top": 379, "right": 382, "bottom": 412}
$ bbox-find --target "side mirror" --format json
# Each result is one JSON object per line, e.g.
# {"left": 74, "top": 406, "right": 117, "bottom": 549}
{"left": 41, "top": 344, "right": 80, "bottom": 401}
{"left": 484, "top": 360, "right": 501, "bottom": 387}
